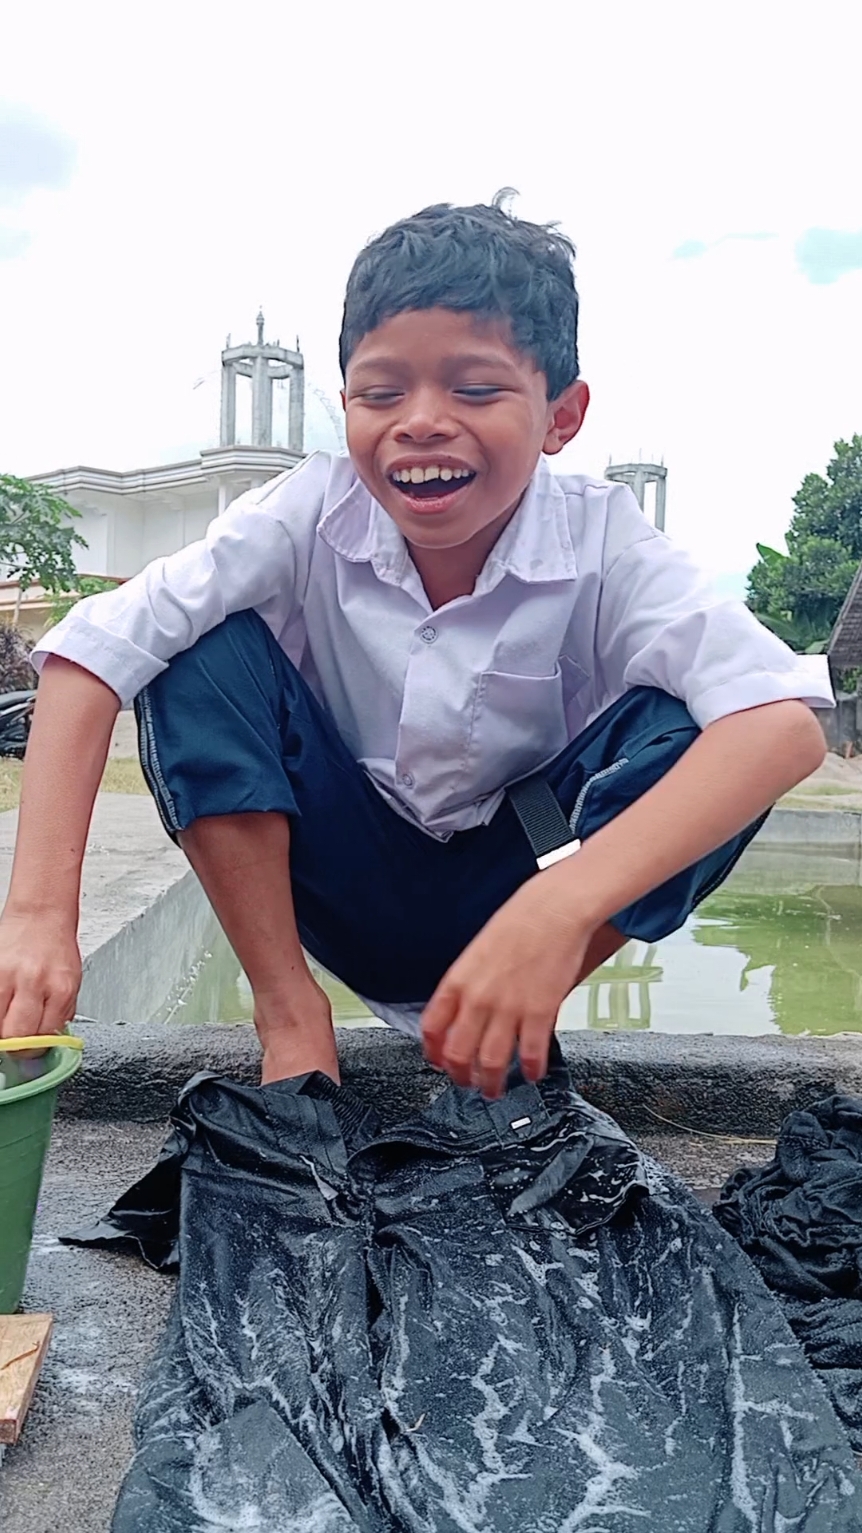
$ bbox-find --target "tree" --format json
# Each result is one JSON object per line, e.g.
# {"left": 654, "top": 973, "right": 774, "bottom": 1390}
{"left": 48, "top": 575, "right": 118, "bottom": 628}
{"left": 746, "top": 434, "right": 862, "bottom": 652}
{"left": 0, "top": 473, "right": 86, "bottom": 592}
{"left": 0, "top": 626, "right": 35, "bottom": 692}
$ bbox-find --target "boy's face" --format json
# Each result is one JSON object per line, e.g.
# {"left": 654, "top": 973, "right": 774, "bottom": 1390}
{"left": 342, "top": 309, "right": 589, "bottom": 553}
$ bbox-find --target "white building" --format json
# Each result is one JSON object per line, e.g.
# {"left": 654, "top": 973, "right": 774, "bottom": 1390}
{"left": 6, "top": 315, "right": 309, "bottom": 638}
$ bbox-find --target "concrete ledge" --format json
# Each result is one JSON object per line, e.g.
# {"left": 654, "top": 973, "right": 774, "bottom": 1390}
{"left": 0, "top": 794, "right": 207, "bottom": 1023}
{"left": 756, "top": 806, "right": 862, "bottom": 850}
{"left": 57, "top": 1021, "right": 862, "bottom": 1138}
{"left": 77, "top": 870, "right": 213, "bottom": 1023}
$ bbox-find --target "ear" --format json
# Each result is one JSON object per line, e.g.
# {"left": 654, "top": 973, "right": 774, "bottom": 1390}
{"left": 542, "top": 380, "right": 590, "bottom": 455}
{"left": 340, "top": 389, "right": 347, "bottom": 411}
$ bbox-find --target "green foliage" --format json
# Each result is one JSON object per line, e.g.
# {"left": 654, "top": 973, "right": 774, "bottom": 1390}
{"left": 756, "top": 610, "right": 830, "bottom": 654}
{"left": 746, "top": 434, "right": 862, "bottom": 652}
{"left": 47, "top": 575, "right": 118, "bottom": 628}
{"left": 0, "top": 474, "right": 86, "bottom": 593}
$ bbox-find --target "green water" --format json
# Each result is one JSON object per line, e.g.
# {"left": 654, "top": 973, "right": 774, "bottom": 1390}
{"left": 151, "top": 846, "right": 862, "bottom": 1037}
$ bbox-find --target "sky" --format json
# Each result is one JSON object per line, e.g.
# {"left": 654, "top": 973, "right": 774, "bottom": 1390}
{"left": 1, "top": 1, "right": 861, "bottom": 597}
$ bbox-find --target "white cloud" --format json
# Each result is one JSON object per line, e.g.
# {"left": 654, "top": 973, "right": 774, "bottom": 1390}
{"left": 1, "top": 0, "right": 861, "bottom": 585}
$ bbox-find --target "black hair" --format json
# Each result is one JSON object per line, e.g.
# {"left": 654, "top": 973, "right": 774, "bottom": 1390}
{"left": 338, "top": 192, "right": 579, "bottom": 399}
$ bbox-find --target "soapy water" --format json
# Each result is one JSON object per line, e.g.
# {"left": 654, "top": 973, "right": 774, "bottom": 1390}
{"left": 0, "top": 1052, "right": 54, "bottom": 1092}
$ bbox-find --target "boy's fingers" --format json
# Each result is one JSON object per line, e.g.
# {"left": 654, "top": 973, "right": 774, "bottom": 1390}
{"left": 518, "top": 1014, "right": 554, "bottom": 1083}
{"left": 476, "top": 1016, "right": 519, "bottom": 1100}
{"left": 441, "top": 1005, "right": 491, "bottom": 1087}
{"left": 421, "top": 987, "right": 460, "bottom": 1065}
{"left": 41, "top": 988, "right": 77, "bottom": 1032}
{"left": 1, "top": 988, "right": 48, "bottom": 1040}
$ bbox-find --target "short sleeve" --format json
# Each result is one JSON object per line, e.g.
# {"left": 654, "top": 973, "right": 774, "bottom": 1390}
{"left": 596, "top": 490, "right": 835, "bottom": 727}
{"left": 31, "top": 454, "right": 331, "bottom": 707}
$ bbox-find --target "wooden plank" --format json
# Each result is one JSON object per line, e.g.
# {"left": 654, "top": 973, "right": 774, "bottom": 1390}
{"left": 0, "top": 1314, "right": 53, "bottom": 1445}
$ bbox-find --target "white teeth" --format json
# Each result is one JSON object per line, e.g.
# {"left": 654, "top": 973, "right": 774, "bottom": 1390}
{"left": 392, "top": 465, "right": 473, "bottom": 485}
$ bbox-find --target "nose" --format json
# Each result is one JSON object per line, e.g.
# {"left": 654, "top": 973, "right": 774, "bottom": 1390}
{"left": 394, "top": 386, "right": 455, "bottom": 443}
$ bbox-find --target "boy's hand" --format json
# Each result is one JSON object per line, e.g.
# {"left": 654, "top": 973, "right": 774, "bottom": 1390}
{"left": 0, "top": 911, "right": 81, "bottom": 1038}
{"left": 421, "top": 879, "right": 594, "bottom": 1100}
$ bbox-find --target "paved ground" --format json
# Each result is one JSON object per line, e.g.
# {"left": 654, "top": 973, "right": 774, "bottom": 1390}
{"left": 1, "top": 1122, "right": 173, "bottom": 1533}
{"left": 0, "top": 795, "right": 186, "bottom": 969}
{"left": 0, "top": 1116, "right": 773, "bottom": 1533}
{"left": 782, "top": 749, "right": 862, "bottom": 811}
{"left": 107, "top": 711, "right": 138, "bottom": 761}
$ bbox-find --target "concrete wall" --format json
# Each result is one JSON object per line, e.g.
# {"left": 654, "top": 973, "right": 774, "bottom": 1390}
{"left": 77, "top": 870, "right": 216, "bottom": 1024}
{"left": 56, "top": 485, "right": 219, "bottom": 580}
{"left": 106, "top": 502, "right": 144, "bottom": 578}
{"left": 815, "top": 694, "right": 859, "bottom": 752}
{"left": 757, "top": 806, "right": 862, "bottom": 850}
{"left": 141, "top": 498, "right": 217, "bottom": 566}
{"left": 71, "top": 503, "right": 109, "bottom": 575}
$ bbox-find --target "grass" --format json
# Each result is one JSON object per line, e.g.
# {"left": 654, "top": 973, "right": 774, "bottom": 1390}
{"left": 0, "top": 756, "right": 148, "bottom": 813}
{"left": 786, "top": 780, "right": 862, "bottom": 797}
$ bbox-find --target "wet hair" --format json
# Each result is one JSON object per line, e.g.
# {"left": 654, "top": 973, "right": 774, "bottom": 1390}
{"left": 338, "top": 192, "right": 579, "bottom": 399}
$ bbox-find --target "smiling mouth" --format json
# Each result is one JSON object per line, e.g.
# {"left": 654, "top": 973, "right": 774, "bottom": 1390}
{"left": 389, "top": 466, "right": 477, "bottom": 501}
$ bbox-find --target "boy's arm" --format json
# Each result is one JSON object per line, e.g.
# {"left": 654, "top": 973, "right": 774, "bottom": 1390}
{"left": 0, "top": 459, "right": 333, "bottom": 1042}
{"left": 0, "top": 657, "right": 120, "bottom": 1038}
{"left": 29, "top": 455, "right": 328, "bottom": 707}
{"left": 424, "top": 490, "right": 832, "bottom": 1097}
{"left": 422, "top": 699, "right": 825, "bottom": 1098}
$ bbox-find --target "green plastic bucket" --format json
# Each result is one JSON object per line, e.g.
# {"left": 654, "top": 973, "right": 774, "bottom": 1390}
{"left": 0, "top": 1043, "right": 82, "bottom": 1313}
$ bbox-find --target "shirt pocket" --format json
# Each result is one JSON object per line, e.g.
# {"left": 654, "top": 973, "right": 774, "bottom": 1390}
{"left": 559, "top": 654, "right": 592, "bottom": 736}
{"left": 467, "top": 665, "right": 580, "bottom": 797}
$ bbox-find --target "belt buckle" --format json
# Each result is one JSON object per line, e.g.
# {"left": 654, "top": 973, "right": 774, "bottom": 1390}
{"left": 536, "top": 839, "right": 581, "bottom": 871}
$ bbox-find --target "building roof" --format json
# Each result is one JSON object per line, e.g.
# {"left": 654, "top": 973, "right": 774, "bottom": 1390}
{"left": 828, "top": 560, "right": 862, "bottom": 669}
{"left": 30, "top": 444, "right": 302, "bottom": 498}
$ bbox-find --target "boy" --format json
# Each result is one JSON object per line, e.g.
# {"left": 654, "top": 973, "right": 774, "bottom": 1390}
{"left": 0, "top": 199, "right": 829, "bottom": 1099}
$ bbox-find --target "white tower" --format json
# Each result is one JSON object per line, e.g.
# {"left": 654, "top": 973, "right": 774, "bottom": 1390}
{"left": 606, "top": 461, "right": 667, "bottom": 531}
{"left": 220, "top": 311, "right": 305, "bottom": 452}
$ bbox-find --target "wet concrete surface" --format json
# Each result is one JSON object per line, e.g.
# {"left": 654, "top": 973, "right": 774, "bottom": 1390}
{"left": 0, "top": 1116, "right": 773, "bottom": 1533}
{"left": 59, "top": 1020, "right": 862, "bottom": 1138}
{"left": 1, "top": 1122, "right": 173, "bottom": 1533}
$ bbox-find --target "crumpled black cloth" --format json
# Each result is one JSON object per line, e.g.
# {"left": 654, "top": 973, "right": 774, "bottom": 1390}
{"left": 716, "top": 1093, "right": 862, "bottom": 1451}
{"left": 65, "top": 1053, "right": 862, "bottom": 1531}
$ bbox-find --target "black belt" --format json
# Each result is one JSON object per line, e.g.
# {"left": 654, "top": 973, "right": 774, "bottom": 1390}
{"left": 507, "top": 774, "right": 581, "bottom": 870}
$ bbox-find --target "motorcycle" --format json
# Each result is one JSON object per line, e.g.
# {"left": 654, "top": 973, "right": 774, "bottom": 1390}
{"left": 0, "top": 690, "right": 36, "bottom": 759}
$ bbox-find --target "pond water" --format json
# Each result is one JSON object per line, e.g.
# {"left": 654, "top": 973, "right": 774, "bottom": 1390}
{"left": 149, "top": 846, "right": 862, "bottom": 1037}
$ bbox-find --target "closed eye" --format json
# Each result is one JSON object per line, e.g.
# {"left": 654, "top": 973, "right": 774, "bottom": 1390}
{"left": 356, "top": 390, "right": 403, "bottom": 403}
{"left": 455, "top": 386, "right": 504, "bottom": 399}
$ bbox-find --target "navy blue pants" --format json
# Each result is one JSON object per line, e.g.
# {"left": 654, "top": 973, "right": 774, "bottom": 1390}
{"left": 135, "top": 611, "right": 763, "bottom": 1006}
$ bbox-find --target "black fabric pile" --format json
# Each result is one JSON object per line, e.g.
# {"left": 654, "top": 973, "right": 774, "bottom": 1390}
{"left": 716, "top": 1093, "right": 862, "bottom": 1453}
{"left": 66, "top": 1051, "right": 862, "bottom": 1531}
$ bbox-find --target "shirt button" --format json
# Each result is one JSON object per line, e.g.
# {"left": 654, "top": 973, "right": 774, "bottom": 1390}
{"left": 399, "top": 772, "right": 415, "bottom": 788}
{"left": 419, "top": 625, "right": 438, "bottom": 644}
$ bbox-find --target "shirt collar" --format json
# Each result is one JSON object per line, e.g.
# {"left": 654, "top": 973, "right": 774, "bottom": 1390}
{"left": 477, "top": 458, "right": 577, "bottom": 589}
{"left": 317, "top": 456, "right": 577, "bottom": 588}
{"left": 317, "top": 468, "right": 410, "bottom": 585}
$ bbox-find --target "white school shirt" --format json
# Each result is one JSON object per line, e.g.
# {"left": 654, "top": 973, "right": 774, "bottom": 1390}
{"left": 33, "top": 451, "right": 834, "bottom": 841}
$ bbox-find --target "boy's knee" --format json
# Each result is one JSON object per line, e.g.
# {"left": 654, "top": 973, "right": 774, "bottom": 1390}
{"left": 147, "top": 611, "right": 280, "bottom": 707}
{"left": 180, "top": 609, "right": 273, "bottom": 672}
